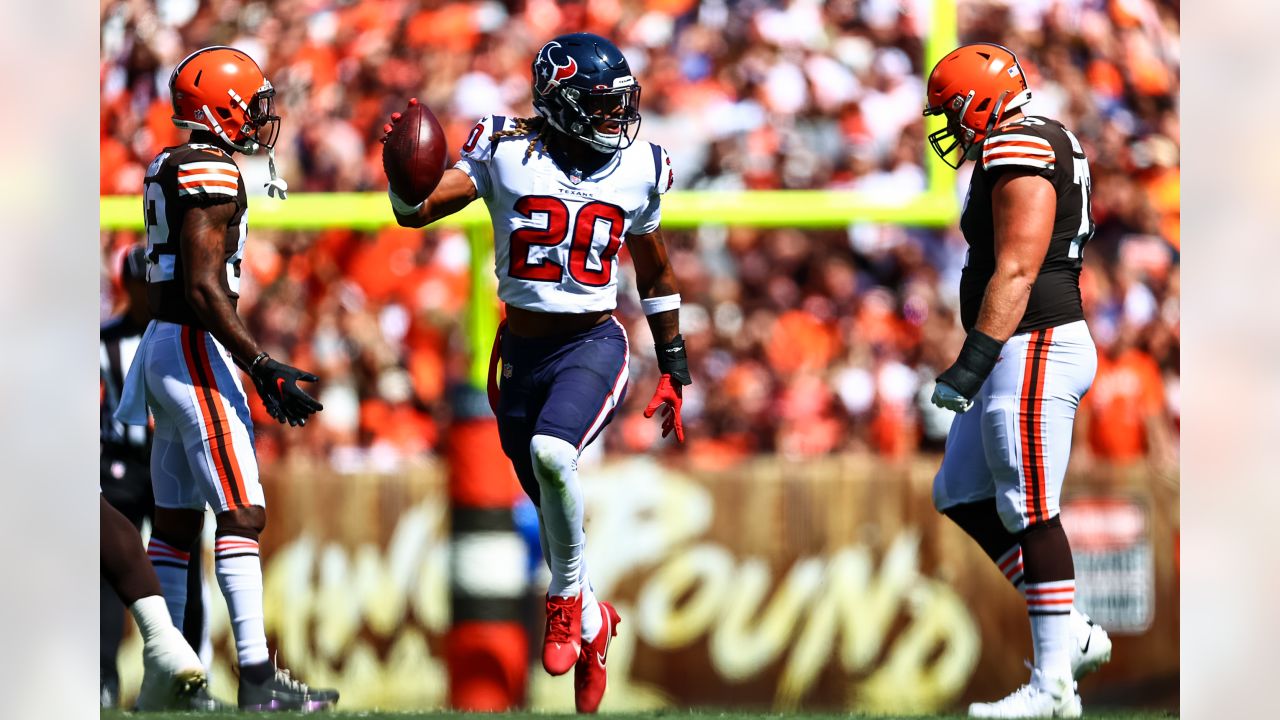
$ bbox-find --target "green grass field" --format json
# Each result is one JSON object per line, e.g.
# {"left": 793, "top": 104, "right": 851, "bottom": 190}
{"left": 101, "top": 711, "right": 1178, "bottom": 719}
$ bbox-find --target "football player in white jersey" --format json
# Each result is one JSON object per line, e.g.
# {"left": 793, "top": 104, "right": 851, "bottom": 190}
{"left": 385, "top": 33, "right": 687, "bottom": 713}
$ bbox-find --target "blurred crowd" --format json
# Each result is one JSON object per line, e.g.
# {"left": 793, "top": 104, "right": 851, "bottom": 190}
{"left": 100, "top": 0, "right": 1180, "bottom": 472}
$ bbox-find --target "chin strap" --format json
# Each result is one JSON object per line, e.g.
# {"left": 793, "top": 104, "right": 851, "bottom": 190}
{"left": 264, "top": 146, "right": 288, "bottom": 200}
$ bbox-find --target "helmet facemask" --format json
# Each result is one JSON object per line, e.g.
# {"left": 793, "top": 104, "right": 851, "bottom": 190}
{"left": 542, "top": 83, "right": 642, "bottom": 153}
{"left": 924, "top": 89, "right": 1011, "bottom": 169}
{"left": 244, "top": 83, "right": 281, "bottom": 151}
{"left": 211, "top": 82, "right": 280, "bottom": 155}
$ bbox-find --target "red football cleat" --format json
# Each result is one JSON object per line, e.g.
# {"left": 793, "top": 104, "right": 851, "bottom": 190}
{"left": 575, "top": 601, "right": 621, "bottom": 713}
{"left": 542, "top": 594, "right": 583, "bottom": 676}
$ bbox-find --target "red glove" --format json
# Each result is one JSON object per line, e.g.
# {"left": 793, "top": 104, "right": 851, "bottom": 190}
{"left": 380, "top": 97, "right": 419, "bottom": 143}
{"left": 643, "top": 374, "right": 684, "bottom": 443}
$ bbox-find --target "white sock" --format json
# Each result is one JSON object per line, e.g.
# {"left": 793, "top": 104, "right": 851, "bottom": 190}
{"left": 214, "top": 535, "right": 270, "bottom": 667}
{"left": 537, "top": 514, "right": 601, "bottom": 641}
{"left": 580, "top": 560, "right": 602, "bottom": 642}
{"left": 530, "top": 435, "right": 585, "bottom": 599}
{"left": 147, "top": 537, "right": 190, "bottom": 628}
{"left": 197, "top": 568, "right": 214, "bottom": 668}
{"left": 129, "top": 595, "right": 177, "bottom": 646}
{"left": 1026, "top": 579, "right": 1075, "bottom": 682}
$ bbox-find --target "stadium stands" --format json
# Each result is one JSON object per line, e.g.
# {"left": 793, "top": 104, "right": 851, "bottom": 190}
{"left": 100, "top": 0, "right": 1179, "bottom": 470}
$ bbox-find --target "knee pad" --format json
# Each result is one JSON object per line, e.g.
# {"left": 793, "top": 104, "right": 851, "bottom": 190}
{"left": 529, "top": 434, "right": 578, "bottom": 492}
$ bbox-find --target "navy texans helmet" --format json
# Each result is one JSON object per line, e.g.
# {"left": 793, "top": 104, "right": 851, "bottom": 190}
{"left": 531, "top": 33, "right": 641, "bottom": 153}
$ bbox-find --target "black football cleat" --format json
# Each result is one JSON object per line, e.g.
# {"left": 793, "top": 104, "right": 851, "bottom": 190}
{"left": 181, "top": 685, "right": 234, "bottom": 712}
{"left": 238, "top": 664, "right": 339, "bottom": 712}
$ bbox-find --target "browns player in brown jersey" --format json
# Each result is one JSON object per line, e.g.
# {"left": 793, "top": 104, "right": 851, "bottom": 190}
{"left": 922, "top": 43, "right": 1112, "bottom": 718}
{"left": 115, "top": 46, "right": 335, "bottom": 712}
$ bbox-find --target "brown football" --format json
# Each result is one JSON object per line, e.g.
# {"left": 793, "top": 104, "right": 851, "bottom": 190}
{"left": 382, "top": 101, "right": 448, "bottom": 205}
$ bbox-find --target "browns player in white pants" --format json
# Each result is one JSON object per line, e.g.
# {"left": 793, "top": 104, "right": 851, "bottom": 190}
{"left": 116, "top": 46, "right": 335, "bottom": 712}
{"left": 922, "top": 44, "right": 1113, "bottom": 718}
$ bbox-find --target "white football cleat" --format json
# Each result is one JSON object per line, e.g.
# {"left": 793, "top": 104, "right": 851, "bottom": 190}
{"left": 969, "top": 669, "right": 1082, "bottom": 718}
{"left": 1071, "top": 609, "right": 1113, "bottom": 679}
{"left": 135, "top": 624, "right": 207, "bottom": 711}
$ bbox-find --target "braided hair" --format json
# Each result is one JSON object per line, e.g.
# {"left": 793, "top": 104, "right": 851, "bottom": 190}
{"left": 489, "top": 116, "right": 550, "bottom": 161}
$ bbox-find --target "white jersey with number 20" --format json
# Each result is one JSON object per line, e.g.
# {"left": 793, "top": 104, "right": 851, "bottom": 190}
{"left": 454, "top": 115, "right": 674, "bottom": 313}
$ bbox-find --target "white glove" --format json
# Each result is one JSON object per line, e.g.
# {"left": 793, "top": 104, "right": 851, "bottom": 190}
{"left": 931, "top": 381, "right": 973, "bottom": 413}
{"left": 264, "top": 147, "right": 288, "bottom": 199}
{"left": 264, "top": 177, "right": 289, "bottom": 199}
{"left": 388, "top": 186, "right": 424, "bottom": 215}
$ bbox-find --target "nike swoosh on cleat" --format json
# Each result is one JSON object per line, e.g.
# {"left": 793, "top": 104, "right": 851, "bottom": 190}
{"left": 1081, "top": 620, "right": 1095, "bottom": 653}
{"left": 597, "top": 613, "right": 614, "bottom": 666}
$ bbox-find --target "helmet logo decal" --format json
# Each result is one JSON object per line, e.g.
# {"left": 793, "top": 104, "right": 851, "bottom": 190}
{"left": 535, "top": 41, "right": 578, "bottom": 95}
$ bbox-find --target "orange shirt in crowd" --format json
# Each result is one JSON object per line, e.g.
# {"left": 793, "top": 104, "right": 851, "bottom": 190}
{"left": 361, "top": 399, "right": 437, "bottom": 454}
{"left": 765, "top": 310, "right": 838, "bottom": 375}
{"left": 1085, "top": 348, "right": 1165, "bottom": 462}
{"left": 1143, "top": 167, "right": 1180, "bottom": 250}
{"left": 405, "top": 4, "right": 480, "bottom": 51}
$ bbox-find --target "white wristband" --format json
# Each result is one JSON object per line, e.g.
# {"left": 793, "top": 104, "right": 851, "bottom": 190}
{"left": 640, "top": 294, "right": 681, "bottom": 316}
{"left": 388, "top": 185, "right": 424, "bottom": 215}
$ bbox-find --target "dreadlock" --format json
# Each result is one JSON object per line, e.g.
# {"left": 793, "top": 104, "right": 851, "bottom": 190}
{"left": 490, "top": 116, "right": 550, "bottom": 161}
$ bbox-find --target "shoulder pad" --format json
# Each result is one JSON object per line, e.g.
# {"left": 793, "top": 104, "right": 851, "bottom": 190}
{"left": 460, "top": 115, "right": 507, "bottom": 161}
{"left": 649, "top": 143, "right": 674, "bottom": 195}
{"left": 981, "top": 120, "right": 1056, "bottom": 172}
{"left": 174, "top": 146, "right": 241, "bottom": 199}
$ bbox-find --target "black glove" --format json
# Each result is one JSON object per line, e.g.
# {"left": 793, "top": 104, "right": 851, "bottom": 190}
{"left": 936, "top": 329, "right": 1004, "bottom": 400}
{"left": 247, "top": 353, "right": 323, "bottom": 427}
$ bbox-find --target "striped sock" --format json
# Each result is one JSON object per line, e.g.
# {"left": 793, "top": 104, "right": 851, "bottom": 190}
{"left": 996, "top": 545, "right": 1027, "bottom": 597}
{"left": 214, "top": 534, "right": 270, "bottom": 668}
{"left": 1026, "top": 579, "right": 1075, "bottom": 681}
{"left": 147, "top": 537, "right": 190, "bottom": 628}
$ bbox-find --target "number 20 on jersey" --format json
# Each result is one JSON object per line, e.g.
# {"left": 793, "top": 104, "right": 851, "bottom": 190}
{"left": 508, "top": 196, "right": 626, "bottom": 287}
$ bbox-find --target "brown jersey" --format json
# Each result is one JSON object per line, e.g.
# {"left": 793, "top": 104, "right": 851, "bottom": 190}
{"left": 142, "top": 142, "right": 248, "bottom": 327}
{"left": 958, "top": 116, "right": 1094, "bottom": 335}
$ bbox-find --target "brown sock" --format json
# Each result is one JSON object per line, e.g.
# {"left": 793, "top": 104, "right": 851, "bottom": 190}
{"left": 944, "top": 499, "right": 1026, "bottom": 592}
